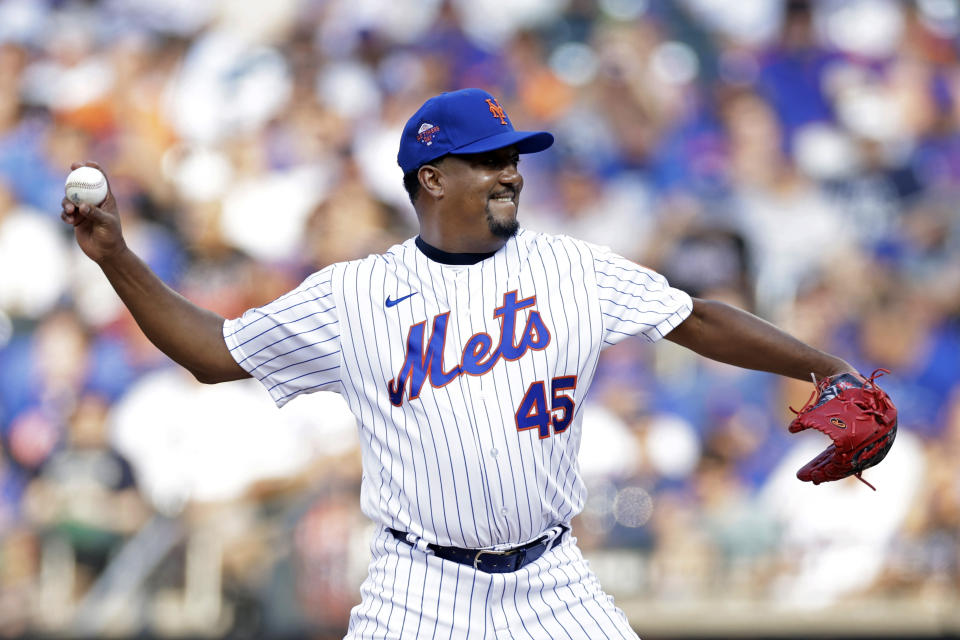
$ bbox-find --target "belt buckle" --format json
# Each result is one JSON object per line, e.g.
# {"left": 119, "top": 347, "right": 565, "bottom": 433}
{"left": 473, "top": 548, "right": 514, "bottom": 570}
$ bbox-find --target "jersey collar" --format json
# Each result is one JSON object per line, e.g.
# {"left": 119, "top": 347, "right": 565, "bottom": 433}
{"left": 415, "top": 236, "right": 498, "bottom": 265}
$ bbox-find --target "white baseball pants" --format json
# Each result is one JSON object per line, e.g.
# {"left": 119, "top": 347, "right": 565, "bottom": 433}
{"left": 345, "top": 527, "right": 639, "bottom": 639}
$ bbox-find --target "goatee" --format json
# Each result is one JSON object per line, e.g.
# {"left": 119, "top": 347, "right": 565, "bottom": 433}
{"left": 487, "top": 213, "right": 519, "bottom": 239}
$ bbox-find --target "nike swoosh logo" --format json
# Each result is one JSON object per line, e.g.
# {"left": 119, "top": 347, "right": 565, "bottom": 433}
{"left": 385, "top": 292, "right": 418, "bottom": 308}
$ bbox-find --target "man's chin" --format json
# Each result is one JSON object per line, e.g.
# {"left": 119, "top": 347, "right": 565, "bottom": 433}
{"left": 487, "top": 216, "right": 519, "bottom": 239}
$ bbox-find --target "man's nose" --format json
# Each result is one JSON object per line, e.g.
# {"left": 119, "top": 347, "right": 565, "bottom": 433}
{"left": 501, "top": 163, "right": 522, "bottom": 187}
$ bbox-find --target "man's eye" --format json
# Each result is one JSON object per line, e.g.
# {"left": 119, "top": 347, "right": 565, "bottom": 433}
{"left": 478, "top": 155, "right": 519, "bottom": 168}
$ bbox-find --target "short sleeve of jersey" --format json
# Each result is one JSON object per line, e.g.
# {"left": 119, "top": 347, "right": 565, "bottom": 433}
{"left": 222, "top": 267, "right": 342, "bottom": 407}
{"left": 592, "top": 245, "right": 693, "bottom": 348}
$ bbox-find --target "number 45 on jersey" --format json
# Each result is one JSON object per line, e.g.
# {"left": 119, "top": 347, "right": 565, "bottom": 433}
{"left": 515, "top": 375, "right": 577, "bottom": 439}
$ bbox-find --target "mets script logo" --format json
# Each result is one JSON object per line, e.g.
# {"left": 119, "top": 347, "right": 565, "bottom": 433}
{"left": 387, "top": 291, "right": 550, "bottom": 406}
{"left": 417, "top": 122, "right": 440, "bottom": 146}
{"left": 830, "top": 417, "right": 847, "bottom": 429}
{"left": 486, "top": 98, "right": 508, "bottom": 125}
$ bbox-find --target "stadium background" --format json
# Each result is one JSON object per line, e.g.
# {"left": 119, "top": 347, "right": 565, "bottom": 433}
{"left": 1, "top": 0, "right": 959, "bottom": 637}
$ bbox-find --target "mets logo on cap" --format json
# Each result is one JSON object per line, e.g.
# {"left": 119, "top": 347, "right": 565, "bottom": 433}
{"left": 485, "top": 97, "right": 508, "bottom": 125}
{"left": 417, "top": 122, "right": 440, "bottom": 146}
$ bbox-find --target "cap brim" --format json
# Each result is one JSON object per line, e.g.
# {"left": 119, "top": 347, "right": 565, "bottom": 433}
{"left": 451, "top": 130, "right": 554, "bottom": 156}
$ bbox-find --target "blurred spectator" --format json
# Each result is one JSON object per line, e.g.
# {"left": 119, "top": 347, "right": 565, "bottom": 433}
{"left": 756, "top": 0, "right": 838, "bottom": 147}
{"left": 22, "top": 393, "right": 148, "bottom": 602}
{"left": 0, "top": 180, "right": 71, "bottom": 319}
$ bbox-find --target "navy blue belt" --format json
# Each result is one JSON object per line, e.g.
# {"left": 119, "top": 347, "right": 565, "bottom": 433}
{"left": 388, "top": 525, "right": 568, "bottom": 573}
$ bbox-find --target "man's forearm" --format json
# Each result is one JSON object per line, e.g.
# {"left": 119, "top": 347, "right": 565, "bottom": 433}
{"left": 98, "top": 247, "right": 248, "bottom": 383}
{"left": 665, "top": 298, "right": 854, "bottom": 381}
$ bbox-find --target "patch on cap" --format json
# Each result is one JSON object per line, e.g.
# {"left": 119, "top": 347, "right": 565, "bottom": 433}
{"left": 417, "top": 122, "right": 440, "bottom": 146}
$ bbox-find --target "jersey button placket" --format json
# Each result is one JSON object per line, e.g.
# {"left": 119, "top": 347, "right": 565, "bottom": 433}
{"left": 458, "top": 276, "right": 507, "bottom": 539}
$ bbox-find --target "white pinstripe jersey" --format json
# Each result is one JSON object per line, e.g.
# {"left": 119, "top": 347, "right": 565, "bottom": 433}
{"left": 223, "top": 229, "right": 692, "bottom": 549}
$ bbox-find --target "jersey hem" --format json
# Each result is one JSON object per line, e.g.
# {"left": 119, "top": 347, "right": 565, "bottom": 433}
{"left": 222, "top": 317, "right": 291, "bottom": 408}
{"left": 651, "top": 291, "right": 694, "bottom": 342}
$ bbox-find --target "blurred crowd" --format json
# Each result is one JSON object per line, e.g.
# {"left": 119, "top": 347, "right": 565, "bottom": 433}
{"left": 1, "top": 0, "right": 960, "bottom": 637}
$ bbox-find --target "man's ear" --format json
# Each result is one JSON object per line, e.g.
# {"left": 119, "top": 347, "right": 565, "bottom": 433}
{"left": 419, "top": 164, "right": 444, "bottom": 199}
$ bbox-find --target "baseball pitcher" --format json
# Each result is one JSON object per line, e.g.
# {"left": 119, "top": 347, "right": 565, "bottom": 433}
{"left": 61, "top": 88, "right": 896, "bottom": 639}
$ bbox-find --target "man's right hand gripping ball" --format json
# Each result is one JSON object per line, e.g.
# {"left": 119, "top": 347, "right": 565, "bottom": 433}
{"left": 788, "top": 369, "right": 898, "bottom": 490}
{"left": 60, "top": 161, "right": 124, "bottom": 264}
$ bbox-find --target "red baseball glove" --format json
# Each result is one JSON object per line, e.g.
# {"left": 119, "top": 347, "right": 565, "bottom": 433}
{"left": 788, "top": 369, "right": 897, "bottom": 490}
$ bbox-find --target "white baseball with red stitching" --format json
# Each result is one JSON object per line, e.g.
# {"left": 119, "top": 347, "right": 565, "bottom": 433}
{"left": 64, "top": 166, "right": 108, "bottom": 206}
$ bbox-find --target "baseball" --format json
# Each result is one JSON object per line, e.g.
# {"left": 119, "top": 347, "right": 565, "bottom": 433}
{"left": 64, "top": 166, "right": 109, "bottom": 206}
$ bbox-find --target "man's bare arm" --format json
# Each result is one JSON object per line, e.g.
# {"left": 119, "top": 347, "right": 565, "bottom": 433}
{"left": 61, "top": 161, "right": 248, "bottom": 384}
{"left": 666, "top": 297, "right": 855, "bottom": 381}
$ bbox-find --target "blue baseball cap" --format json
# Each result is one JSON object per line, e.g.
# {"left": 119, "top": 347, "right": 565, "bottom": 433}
{"left": 397, "top": 88, "right": 554, "bottom": 174}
